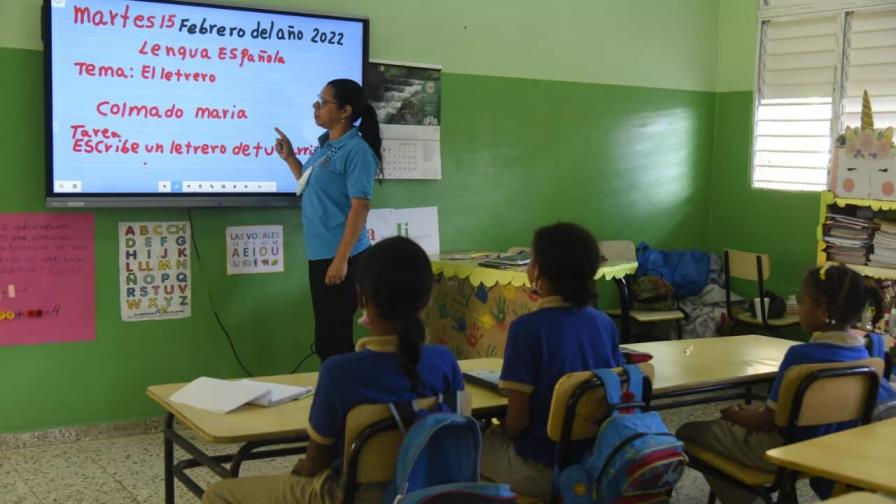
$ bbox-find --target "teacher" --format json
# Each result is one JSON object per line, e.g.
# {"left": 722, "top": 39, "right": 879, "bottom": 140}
{"left": 275, "top": 79, "right": 382, "bottom": 362}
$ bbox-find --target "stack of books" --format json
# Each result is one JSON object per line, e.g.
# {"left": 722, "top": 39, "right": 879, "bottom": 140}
{"left": 870, "top": 220, "right": 896, "bottom": 268}
{"left": 823, "top": 213, "right": 876, "bottom": 265}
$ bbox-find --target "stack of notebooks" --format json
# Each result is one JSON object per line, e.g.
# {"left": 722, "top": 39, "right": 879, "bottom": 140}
{"left": 870, "top": 220, "right": 896, "bottom": 268}
{"left": 823, "top": 213, "right": 876, "bottom": 265}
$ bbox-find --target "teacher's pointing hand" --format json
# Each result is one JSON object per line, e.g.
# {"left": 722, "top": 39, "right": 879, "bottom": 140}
{"left": 274, "top": 127, "right": 295, "bottom": 161}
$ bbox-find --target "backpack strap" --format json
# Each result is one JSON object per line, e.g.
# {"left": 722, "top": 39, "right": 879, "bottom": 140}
{"left": 592, "top": 369, "right": 623, "bottom": 406}
{"left": 622, "top": 364, "right": 644, "bottom": 402}
{"left": 388, "top": 401, "right": 417, "bottom": 434}
{"left": 867, "top": 333, "right": 885, "bottom": 359}
{"left": 438, "top": 391, "right": 462, "bottom": 414}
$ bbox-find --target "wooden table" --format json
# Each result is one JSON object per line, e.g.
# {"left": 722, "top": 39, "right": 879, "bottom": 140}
{"left": 628, "top": 335, "right": 797, "bottom": 406}
{"left": 820, "top": 493, "right": 895, "bottom": 504}
{"left": 148, "top": 335, "right": 797, "bottom": 503}
{"left": 461, "top": 335, "right": 798, "bottom": 407}
{"left": 765, "top": 418, "right": 896, "bottom": 495}
{"left": 147, "top": 361, "right": 511, "bottom": 504}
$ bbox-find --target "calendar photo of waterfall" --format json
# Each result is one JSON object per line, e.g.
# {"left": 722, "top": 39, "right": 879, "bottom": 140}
{"left": 367, "top": 63, "right": 441, "bottom": 126}
{"left": 366, "top": 61, "right": 443, "bottom": 180}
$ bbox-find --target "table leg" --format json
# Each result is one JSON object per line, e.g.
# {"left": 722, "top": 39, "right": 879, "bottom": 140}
{"left": 164, "top": 413, "right": 175, "bottom": 504}
{"left": 613, "top": 277, "right": 633, "bottom": 343}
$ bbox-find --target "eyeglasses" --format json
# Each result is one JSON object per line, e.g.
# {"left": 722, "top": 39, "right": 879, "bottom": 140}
{"left": 315, "top": 96, "right": 338, "bottom": 108}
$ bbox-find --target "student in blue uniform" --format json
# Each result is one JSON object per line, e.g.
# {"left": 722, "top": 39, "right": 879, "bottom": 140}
{"left": 479, "top": 223, "right": 623, "bottom": 501}
{"left": 202, "top": 236, "right": 464, "bottom": 504}
{"left": 677, "top": 263, "right": 896, "bottom": 503}
{"left": 275, "top": 79, "right": 382, "bottom": 362}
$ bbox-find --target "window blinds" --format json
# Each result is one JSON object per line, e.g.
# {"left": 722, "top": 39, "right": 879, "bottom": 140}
{"left": 753, "top": 15, "right": 840, "bottom": 191}
{"left": 841, "top": 9, "right": 896, "bottom": 129}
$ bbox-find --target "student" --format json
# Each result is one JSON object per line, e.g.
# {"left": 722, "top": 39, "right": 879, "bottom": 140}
{"left": 480, "top": 223, "right": 623, "bottom": 501}
{"left": 677, "top": 264, "right": 896, "bottom": 503}
{"left": 852, "top": 282, "right": 896, "bottom": 420}
{"left": 274, "top": 78, "right": 383, "bottom": 362}
{"left": 202, "top": 236, "right": 464, "bottom": 504}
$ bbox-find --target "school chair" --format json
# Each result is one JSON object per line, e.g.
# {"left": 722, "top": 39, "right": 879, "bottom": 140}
{"left": 601, "top": 240, "right": 687, "bottom": 341}
{"left": 542, "top": 363, "right": 656, "bottom": 504}
{"left": 723, "top": 249, "right": 800, "bottom": 335}
{"left": 341, "top": 392, "right": 471, "bottom": 504}
{"left": 683, "top": 358, "right": 883, "bottom": 504}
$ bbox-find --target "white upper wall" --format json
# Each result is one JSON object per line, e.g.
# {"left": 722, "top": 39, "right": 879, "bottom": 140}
{"left": 3, "top": 0, "right": 721, "bottom": 92}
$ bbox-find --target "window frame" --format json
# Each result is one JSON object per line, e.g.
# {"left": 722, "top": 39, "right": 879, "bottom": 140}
{"left": 750, "top": 0, "right": 896, "bottom": 192}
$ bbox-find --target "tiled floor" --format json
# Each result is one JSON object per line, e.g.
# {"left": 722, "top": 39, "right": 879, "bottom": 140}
{"left": 4, "top": 402, "right": 821, "bottom": 504}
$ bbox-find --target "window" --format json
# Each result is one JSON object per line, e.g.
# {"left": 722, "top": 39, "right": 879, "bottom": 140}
{"left": 841, "top": 9, "right": 896, "bottom": 129}
{"left": 753, "top": 15, "right": 839, "bottom": 191}
{"left": 752, "top": 2, "right": 896, "bottom": 191}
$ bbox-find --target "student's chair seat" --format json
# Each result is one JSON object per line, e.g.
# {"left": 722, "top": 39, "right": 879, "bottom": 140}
{"left": 723, "top": 249, "right": 800, "bottom": 335}
{"left": 684, "top": 358, "right": 883, "bottom": 504}
{"left": 600, "top": 240, "right": 686, "bottom": 340}
{"left": 341, "top": 392, "right": 471, "bottom": 504}
{"left": 542, "top": 363, "right": 656, "bottom": 504}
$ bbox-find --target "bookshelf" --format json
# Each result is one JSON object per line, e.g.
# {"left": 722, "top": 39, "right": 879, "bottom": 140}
{"left": 818, "top": 191, "right": 896, "bottom": 280}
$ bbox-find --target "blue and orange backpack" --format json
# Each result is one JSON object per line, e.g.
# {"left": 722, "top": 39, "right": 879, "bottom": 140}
{"left": 555, "top": 365, "right": 687, "bottom": 504}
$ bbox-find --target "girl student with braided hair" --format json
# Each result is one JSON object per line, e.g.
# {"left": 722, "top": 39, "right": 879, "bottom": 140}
{"left": 203, "top": 236, "right": 464, "bottom": 504}
{"left": 677, "top": 264, "right": 896, "bottom": 503}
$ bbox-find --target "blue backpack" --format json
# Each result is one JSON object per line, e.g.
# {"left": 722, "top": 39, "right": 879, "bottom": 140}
{"left": 379, "top": 395, "right": 516, "bottom": 504}
{"left": 556, "top": 365, "right": 687, "bottom": 504}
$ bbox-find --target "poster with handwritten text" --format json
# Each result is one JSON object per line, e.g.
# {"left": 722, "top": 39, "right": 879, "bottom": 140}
{"left": 119, "top": 221, "right": 191, "bottom": 321}
{"left": 0, "top": 213, "right": 95, "bottom": 346}
{"left": 226, "top": 225, "right": 284, "bottom": 275}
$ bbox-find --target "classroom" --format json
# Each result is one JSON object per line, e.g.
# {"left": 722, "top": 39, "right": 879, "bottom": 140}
{"left": 1, "top": 0, "right": 895, "bottom": 503}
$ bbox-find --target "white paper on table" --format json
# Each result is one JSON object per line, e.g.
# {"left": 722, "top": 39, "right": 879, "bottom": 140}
{"left": 241, "top": 380, "right": 313, "bottom": 407}
{"left": 168, "top": 377, "right": 269, "bottom": 414}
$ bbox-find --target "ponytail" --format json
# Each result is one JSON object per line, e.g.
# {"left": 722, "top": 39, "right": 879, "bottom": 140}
{"left": 864, "top": 282, "right": 885, "bottom": 326}
{"left": 804, "top": 264, "right": 871, "bottom": 328}
{"left": 359, "top": 103, "right": 383, "bottom": 164}
{"left": 356, "top": 236, "right": 433, "bottom": 393}
{"left": 397, "top": 311, "right": 424, "bottom": 392}
{"left": 327, "top": 79, "right": 384, "bottom": 179}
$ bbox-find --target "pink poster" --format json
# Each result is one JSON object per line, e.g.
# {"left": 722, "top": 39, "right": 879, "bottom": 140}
{"left": 0, "top": 213, "right": 95, "bottom": 346}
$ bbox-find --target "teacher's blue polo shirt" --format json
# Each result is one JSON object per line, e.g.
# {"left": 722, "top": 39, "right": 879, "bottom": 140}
{"left": 301, "top": 127, "right": 378, "bottom": 260}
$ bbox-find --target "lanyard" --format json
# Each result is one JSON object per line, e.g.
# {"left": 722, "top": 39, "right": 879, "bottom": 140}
{"left": 295, "top": 145, "right": 341, "bottom": 196}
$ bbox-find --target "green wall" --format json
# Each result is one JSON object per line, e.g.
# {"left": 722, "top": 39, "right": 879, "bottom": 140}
{"left": 0, "top": 39, "right": 716, "bottom": 431}
{"left": 12, "top": 0, "right": 831, "bottom": 434}
{"left": 706, "top": 0, "right": 820, "bottom": 295}
{"left": 706, "top": 92, "right": 819, "bottom": 297}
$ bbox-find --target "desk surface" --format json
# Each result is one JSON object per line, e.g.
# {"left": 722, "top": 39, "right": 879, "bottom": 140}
{"left": 820, "top": 493, "right": 896, "bottom": 504}
{"left": 765, "top": 418, "right": 896, "bottom": 494}
{"left": 626, "top": 335, "right": 797, "bottom": 395}
{"left": 147, "top": 335, "right": 796, "bottom": 444}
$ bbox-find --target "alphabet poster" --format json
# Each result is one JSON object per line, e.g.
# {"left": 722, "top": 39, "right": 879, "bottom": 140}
{"left": 226, "top": 225, "right": 284, "bottom": 275}
{"left": 0, "top": 212, "right": 95, "bottom": 346}
{"left": 119, "top": 221, "right": 191, "bottom": 321}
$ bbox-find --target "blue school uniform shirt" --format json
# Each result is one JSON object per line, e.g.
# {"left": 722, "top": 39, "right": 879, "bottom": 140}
{"left": 301, "top": 127, "right": 378, "bottom": 260}
{"left": 307, "top": 335, "right": 464, "bottom": 474}
{"left": 499, "top": 296, "right": 624, "bottom": 466}
{"left": 766, "top": 330, "right": 896, "bottom": 498}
